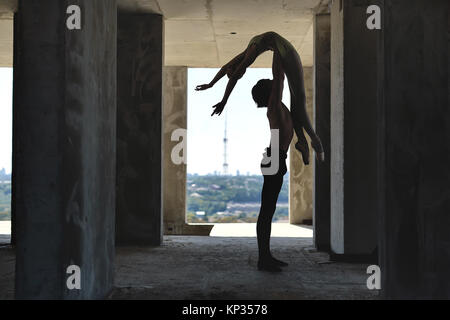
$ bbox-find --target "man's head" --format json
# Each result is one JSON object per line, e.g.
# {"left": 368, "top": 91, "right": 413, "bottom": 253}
{"left": 252, "top": 79, "right": 273, "bottom": 108}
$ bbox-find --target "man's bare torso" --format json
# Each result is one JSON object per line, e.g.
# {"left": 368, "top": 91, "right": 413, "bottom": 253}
{"left": 267, "top": 101, "right": 294, "bottom": 153}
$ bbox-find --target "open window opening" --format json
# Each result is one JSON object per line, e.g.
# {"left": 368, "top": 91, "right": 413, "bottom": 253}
{"left": 186, "top": 68, "right": 291, "bottom": 226}
{"left": 0, "top": 67, "right": 12, "bottom": 245}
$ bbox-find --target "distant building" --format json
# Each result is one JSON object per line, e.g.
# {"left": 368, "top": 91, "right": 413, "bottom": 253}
{"left": 190, "top": 193, "right": 202, "bottom": 198}
{"left": 0, "top": 168, "right": 11, "bottom": 182}
{"left": 195, "top": 211, "right": 205, "bottom": 216}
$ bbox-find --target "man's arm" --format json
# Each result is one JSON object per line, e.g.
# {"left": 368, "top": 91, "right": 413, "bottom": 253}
{"left": 267, "top": 51, "right": 285, "bottom": 113}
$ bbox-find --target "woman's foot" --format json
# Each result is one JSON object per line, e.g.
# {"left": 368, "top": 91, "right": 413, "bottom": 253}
{"left": 258, "top": 259, "right": 282, "bottom": 272}
{"left": 295, "top": 140, "right": 310, "bottom": 165}
{"left": 311, "top": 137, "right": 325, "bottom": 162}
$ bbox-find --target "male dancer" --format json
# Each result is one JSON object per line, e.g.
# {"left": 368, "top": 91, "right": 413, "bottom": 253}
{"left": 252, "top": 51, "right": 293, "bottom": 272}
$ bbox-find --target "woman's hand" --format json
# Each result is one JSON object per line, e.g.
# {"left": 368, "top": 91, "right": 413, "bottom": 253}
{"left": 211, "top": 101, "right": 226, "bottom": 116}
{"left": 195, "top": 83, "right": 212, "bottom": 91}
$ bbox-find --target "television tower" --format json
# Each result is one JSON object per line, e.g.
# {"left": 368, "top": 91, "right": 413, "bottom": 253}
{"left": 223, "top": 111, "right": 229, "bottom": 175}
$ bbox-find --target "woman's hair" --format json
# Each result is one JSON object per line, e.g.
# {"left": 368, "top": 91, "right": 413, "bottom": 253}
{"left": 252, "top": 79, "right": 273, "bottom": 108}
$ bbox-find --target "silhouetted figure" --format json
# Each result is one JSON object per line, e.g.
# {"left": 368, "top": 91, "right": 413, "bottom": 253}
{"left": 196, "top": 31, "right": 324, "bottom": 164}
{"left": 253, "top": 51, "right": 293, "bottom": 272}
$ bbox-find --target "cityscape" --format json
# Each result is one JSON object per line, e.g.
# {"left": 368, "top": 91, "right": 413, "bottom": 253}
{"left": 186, "top": 173, "right": 289, "bottom": 223}
{"left": 0, "top": 168, "right": 11, "bottom": 221}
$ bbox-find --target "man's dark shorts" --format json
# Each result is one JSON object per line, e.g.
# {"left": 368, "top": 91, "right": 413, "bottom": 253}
{"left": 260, "top": 146, "right": 288, "bottom": 178}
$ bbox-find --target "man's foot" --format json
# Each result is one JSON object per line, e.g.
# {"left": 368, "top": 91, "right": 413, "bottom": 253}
{"left": 270, "top": 256, "right": 288, "bottom": 267}
{"left": 295, "top": 140, "right": 310, "bottom": 165}
{"left": 257, "top": 260, "right": 282, "bottom": 272}
{"left": 311, "top": 137, "right": 325, "bottom": 162}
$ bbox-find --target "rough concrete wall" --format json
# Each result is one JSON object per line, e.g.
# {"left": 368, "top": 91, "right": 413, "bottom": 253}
{"left": 162, "top": 66, "right": 214, "bottom": 236}
{"left": 116, "top": 13, "right": 163, "bottom": 245}
{"left": 14, "top": 0, "right": 117, "bottom": 299}
{"left": 313, "top": 13, "right": 331, "bottom": 251}
{"left": 0, "top": 17, "right": 13, "bottom": 67}
{"left": 163, "top": 67, "right": 187, "bottom": 233}
{"left": 343, "top": 0, "right": 378, "bottom": 254}
{"left": 330, "top": 0, "right": 379, "bottom": 255}
{"left": 330, "top": 0, "right": 344, "bottom": 254}
{"left": 289, "top": 67, "right": 313, "bottom": 224}
{"left": 379, "top": 0, "right": 450, "bottom": 299}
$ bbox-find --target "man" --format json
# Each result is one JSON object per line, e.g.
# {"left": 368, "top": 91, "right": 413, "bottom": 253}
{"left": 252, "top": 51, "right": 293, "bottom": 272}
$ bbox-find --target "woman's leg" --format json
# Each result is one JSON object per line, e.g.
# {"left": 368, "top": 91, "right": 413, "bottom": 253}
{"left": 290, "top": 86, "right": 311, "bottom": 165}
{"left": 287, "top": 54, "right": 325, "bottom": 161}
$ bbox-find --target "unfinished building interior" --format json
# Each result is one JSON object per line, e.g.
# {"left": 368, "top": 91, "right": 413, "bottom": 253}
{"left": 0, "top": 0, "right": 449, "bottom": 300}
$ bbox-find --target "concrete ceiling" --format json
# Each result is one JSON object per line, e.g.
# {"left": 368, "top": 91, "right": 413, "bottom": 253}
{"left": 0, "top": 0, "right": 328, "bottom": 68}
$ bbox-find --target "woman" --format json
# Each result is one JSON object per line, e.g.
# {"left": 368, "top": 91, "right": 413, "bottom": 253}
{"left": 195, "top": 31, "right": 324, "bottom": 165}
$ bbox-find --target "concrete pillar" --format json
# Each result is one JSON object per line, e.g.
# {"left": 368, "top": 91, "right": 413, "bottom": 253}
{"left": 116, "top": 13, "right": 163, "bottom": 245}
{"left": 313, "top": 13, "right": 331, "bottom": 251}
{"left": 330, "top": 0, "right": 379, "bottom": 256}
{"left": 289, "top": 67, "right": 313, "bottom": 225}
{"left": 14, "top": 0, "right": 117, "bottom": 299}
{"left": 162, "top": 66, "right": 212, "bottom": 235}
{"left": 378, "top": 0, "right": 450, "bottom": 299}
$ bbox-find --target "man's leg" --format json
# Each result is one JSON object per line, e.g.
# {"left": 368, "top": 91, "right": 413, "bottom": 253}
{"left": 257, "top": 173, "right": 284, "bottom": 271}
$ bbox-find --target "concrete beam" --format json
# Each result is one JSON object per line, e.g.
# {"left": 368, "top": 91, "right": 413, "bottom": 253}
{"left": 330, "top": 0, "right": 378, "bottom": 256}
{"left": 14, "top": 0, "right": 117, "bottom": 299}
{"left": 378, "top": 0, "right": 450, "bottom": 299}
{"left": 116, "top": 13, "right": 163, "bottom": 245}
{"left": 313, "top": 13, "right": 331, "bottom": 251}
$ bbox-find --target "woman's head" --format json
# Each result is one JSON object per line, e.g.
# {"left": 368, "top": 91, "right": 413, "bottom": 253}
{"left": 252, "top": 79, "right": 273, "bottom": 108}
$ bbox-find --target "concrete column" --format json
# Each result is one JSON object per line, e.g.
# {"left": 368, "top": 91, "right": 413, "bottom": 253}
{"left": 313, "top": 13, "right": 331, "bottom": 251}
{"left": 289, "top": 67, "right": 313, "bottom": 225}
{"left": 330, "top": 0, "right": 379, "bottom": 256}
{"left": 14, "top": 0, "right": 117, "bottom": 299}
{"left": 162, "top": 66, "right": 212, "bottom": 235}
{"left": 378, "top": 0, "right": 450, "bottom": 299}
{"left": 116, "top": 13, "right": 163, "bottom": 245}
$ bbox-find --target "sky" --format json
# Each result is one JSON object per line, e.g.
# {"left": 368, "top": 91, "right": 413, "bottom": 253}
{"left": 0, "top": 68, "right": 12, "bottom": 174}
{"left": 187, "top": 68, "right": 290, "bottom": 175}
{"left": 0, "top": 67, "right": 291, "bottom": 176}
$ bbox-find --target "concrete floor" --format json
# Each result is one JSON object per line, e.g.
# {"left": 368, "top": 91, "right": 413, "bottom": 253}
{"left": 210, "top": 223, "right": 313, "bottom": 238}
{"left": 0, "top": 221, "right": 11, "bottom": 245}
{"left": 0, "top": 222, "right": 379, "bottom": 299}
{"left": 112, "top": 235, "right": 379, "bottom": 300}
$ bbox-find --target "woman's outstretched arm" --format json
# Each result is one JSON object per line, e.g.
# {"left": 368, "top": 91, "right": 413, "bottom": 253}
{"left": 195, "top": 51, "right": 246, "bottom": 91}
{"left": 211, "top": 44, "right": 259, "bottom": 116}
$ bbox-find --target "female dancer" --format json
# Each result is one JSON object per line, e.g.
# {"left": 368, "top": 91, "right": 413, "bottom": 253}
{"left": 195, "top": 31, "right": 324, "bottom": 164}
